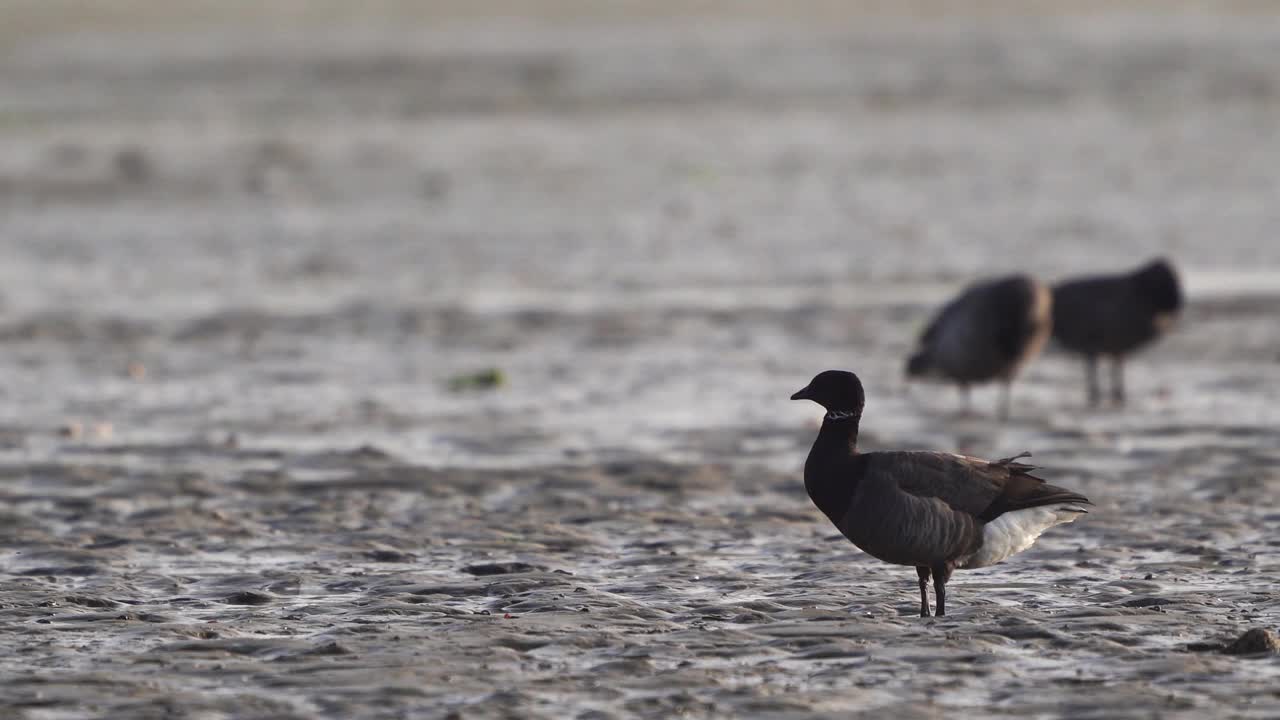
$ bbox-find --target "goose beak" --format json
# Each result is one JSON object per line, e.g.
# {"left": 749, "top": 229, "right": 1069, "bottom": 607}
{"left": 790, "top": 386, "right": 811, "bottom": 401}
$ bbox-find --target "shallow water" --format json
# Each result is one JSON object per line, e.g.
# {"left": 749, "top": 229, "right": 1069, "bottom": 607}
{"left": 1, "top": 3, "right": 1279, "bottom": 719}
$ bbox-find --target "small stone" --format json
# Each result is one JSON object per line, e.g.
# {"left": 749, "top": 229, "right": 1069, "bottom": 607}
{"left": 307, "top": 641, "right": 351, "bottom": 656}
{"left": 1223, "top": 628, "right": 1280, "bottom": 656}
{"left": 223, "top": 591, "right": 272, "bottom": 606}
{"left": 461, "top": 562, "right": 545, "bottom": 576}
{"left": 364, "top": 549, "right": 416, "bottom": 563}
{"left": 114, "top": 147, "right": 151, "bottom": 184}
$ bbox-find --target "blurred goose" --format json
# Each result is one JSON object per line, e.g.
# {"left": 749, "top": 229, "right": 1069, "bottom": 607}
{"left": 792, "top": 370, "right": 1091, "bottom": 617}
{"left": 905, "top": 274, "right": 1051, "bottom": 419}
{"left": 1052, "top": 258, "right": 1183, "bottom": 406}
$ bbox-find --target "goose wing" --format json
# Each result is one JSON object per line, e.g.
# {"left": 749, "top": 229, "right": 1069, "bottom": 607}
{"left": 837, "top": 452, "right": 985, "bottom": 566}
{"left": 866, "top": 451, "right": 1091, "bottom": 522}
{"left": 917, "top": 292, "right": 969, "bottom": 348}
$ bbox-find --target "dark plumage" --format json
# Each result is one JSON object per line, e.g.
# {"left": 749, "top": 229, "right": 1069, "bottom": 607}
{"left": 905, "top": 274, "right": 1052, "bottom": 419}
{"left": 792, "top": 370, "right": 1091, "bottom": 617}
{"left": 1052, "top": 258, "right": 1183, "bottom": 406}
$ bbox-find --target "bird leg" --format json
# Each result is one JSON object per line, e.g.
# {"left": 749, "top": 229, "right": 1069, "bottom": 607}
{"left": 1085, "top": 355, "right": 1101, "bottom": 408}
{"left": 931, "top": 562, "right": 953, "bottom": 616}
{"left": 998, "top": 381, "right": 1011, "bottom": 421}
{"left": 1110, "top": 357, "right": 1125, "bottom": 406}
{"left": 916, "top": 566, "right": 931, "bottom": 617}
{"left": 957, "top": 384, "right": 973, "bottom": 417}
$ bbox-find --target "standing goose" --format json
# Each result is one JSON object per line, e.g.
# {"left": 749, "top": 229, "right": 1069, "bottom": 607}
{"left": 905, "top": 274, "right": 1052, "bottom": 420}
{"left": 792, "top": 370, "right": 1091, "bottom": 617}
{"left": 1052, "top": 258, "right": 1184, "bottom": 406}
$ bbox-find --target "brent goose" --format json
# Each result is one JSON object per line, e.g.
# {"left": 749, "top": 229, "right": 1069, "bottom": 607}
{"left": 792, "top": 370, "right": 1091, "bottom": 617}
{"left": 1052, "top": 258, "right": 1184, "bottom": 406}
{"left": 905, "top": 274, "right": 1052, "bottom": 419}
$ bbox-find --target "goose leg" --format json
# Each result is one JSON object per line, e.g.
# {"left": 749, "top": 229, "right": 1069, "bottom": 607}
{"left": 916, "top": 566, "right": 931, "bottom": 617}
{"left": 958, "top": 384, "right": 972, "bottom": 416}
{"left": 1110, "top": 357, "right": 1125, "bottom": 406}
{"left": 931, "top": 563, "right": 953, "bottom": 617}
{"left": 1085, "top": 355, "right": 1100, "bottom": 407}
{"left": 998, "top": 381, "right": 1011, "bottom": 421}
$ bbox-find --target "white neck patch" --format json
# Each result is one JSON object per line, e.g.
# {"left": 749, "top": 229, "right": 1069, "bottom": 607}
{"left": 824, "top": 410, "right": 860, "bottom": 421}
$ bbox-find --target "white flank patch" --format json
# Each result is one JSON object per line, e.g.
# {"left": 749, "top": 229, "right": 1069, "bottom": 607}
{"left": 960, "top": 504, "right": 1087, "bottom": 569}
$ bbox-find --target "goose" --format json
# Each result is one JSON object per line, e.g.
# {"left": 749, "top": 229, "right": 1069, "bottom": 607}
{"left": 1052, "top": 258, "right": 1183, "bottom": 406}
{"left": 792, "top": 370, "right": 1091, "bottom": 617}
{"left": 905, "top": 274, "right": 1052, "bottom": 420}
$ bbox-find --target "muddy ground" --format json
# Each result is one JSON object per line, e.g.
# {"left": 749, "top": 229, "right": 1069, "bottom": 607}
{"left": 0, "top": 2, "right": 1278, "bottom": 718}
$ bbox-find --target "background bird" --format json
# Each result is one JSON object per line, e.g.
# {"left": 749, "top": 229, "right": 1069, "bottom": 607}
{"left": 1051, "top": 258, "right": 1184, "bottom": 406}
{"left": 905, "top": 274, "right": 1052, "bottom": 419}
{"left": 792, "top": 370, "right": 1092, "bottom": 617}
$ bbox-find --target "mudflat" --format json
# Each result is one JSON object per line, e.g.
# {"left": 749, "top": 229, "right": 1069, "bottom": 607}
{"left": 1, "top": 2, "right": 1278, "bottom": 718}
